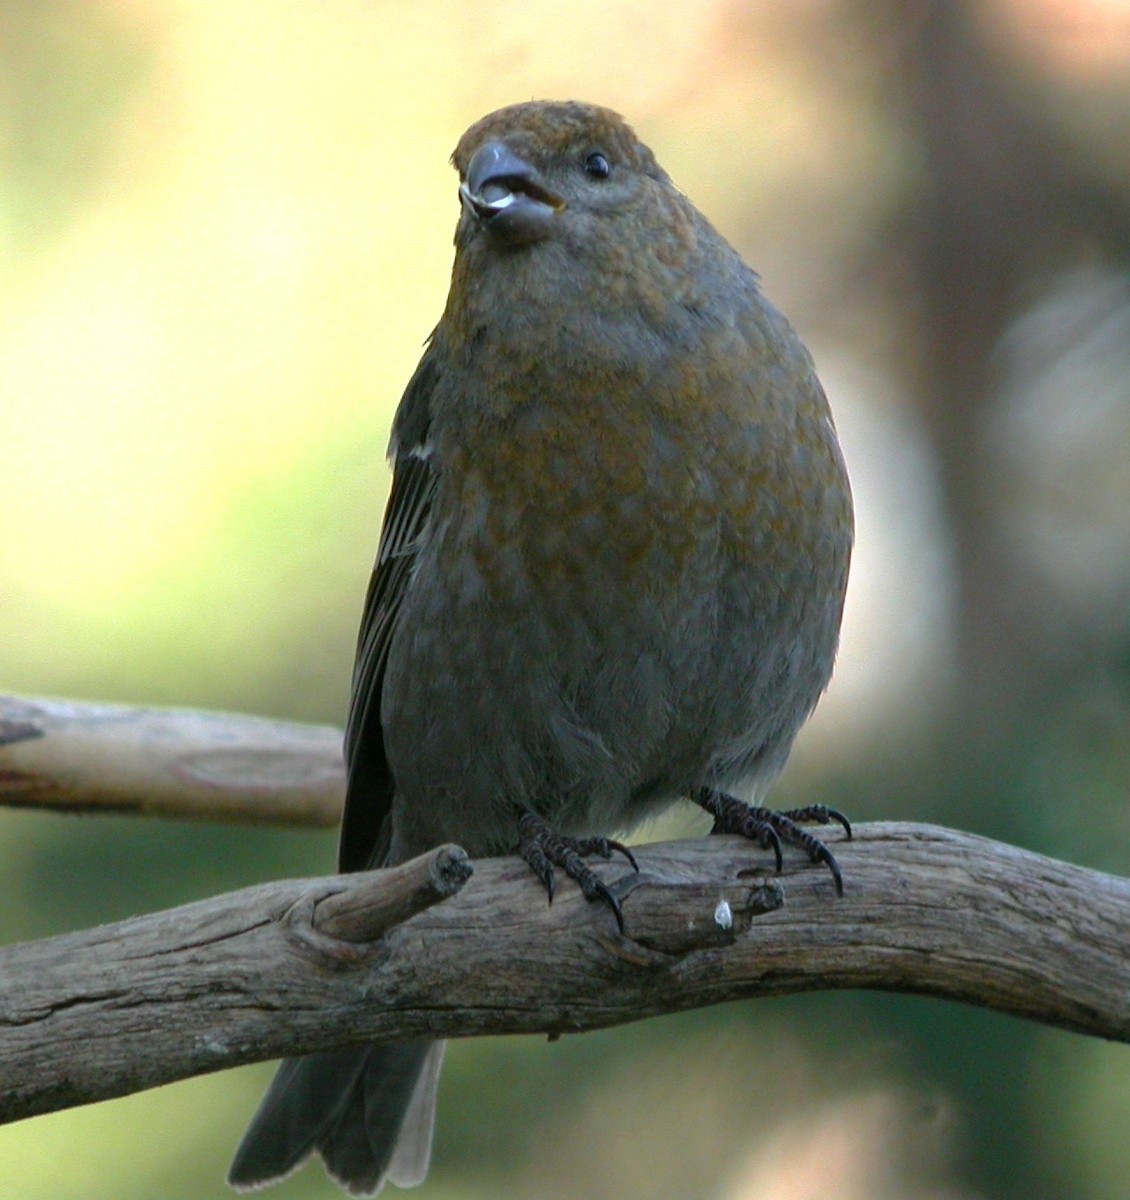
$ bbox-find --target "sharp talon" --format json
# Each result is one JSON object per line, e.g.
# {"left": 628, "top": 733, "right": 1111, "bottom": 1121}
{"left": 608, "top": 839, "right": 639, "bottom": 871}
{"left": 594, "top": 880, "right": 626, "bottom": 934}
{"left": 819, "top": 848, "right": 844, "bottom": 896}
{"left": 544, "top": 869, "right": 556, "bottom": 904}
{"left": 764, "top": 825, "right": 783, "bottom": 873}
{"left": 827, "top": 808, "right": 853, "bottom": 839}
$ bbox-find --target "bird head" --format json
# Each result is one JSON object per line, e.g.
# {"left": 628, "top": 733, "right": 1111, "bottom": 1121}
{"left": 440, "top": 100, "right": 745, "bottom": 365}
{"left": 451, "top": 100, "right": 671, "bottom": 250}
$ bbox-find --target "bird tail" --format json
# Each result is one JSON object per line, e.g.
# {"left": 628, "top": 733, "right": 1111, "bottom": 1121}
{"left": 228, "top": 1040, "right": 444, "bottom": 1196}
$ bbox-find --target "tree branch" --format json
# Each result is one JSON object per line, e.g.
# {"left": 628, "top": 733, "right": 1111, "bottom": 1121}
{"left": 2, "top": 824, "right": 1126, "bottom": 1127}
{"left": 0, "top": 694, "right": 343, "bottom": 827}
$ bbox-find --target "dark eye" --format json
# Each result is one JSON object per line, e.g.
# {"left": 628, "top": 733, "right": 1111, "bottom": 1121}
{"left": 584, "top": 151, "right": 611, "bottom": 179}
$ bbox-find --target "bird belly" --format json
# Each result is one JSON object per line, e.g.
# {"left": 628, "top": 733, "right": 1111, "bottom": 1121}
{"left": 382, "top": 387, "right": 850, "bottom": 857}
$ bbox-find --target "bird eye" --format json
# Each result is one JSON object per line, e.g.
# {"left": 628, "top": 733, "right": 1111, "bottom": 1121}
{"left": 584, "top": 152, "right": 611, "bottom": 179}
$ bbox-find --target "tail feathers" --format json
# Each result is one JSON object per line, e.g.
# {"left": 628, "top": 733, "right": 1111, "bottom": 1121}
{"left": 228, "top": 1041, "right": 441, "bottom": 1196}
{"left": 385, "top": 1042, "right": 445, "bottom": 1187}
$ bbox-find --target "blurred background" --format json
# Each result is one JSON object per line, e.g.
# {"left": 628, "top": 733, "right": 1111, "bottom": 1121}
{"left": 2, "top": 0, "right": 1129, "bottom": 1196}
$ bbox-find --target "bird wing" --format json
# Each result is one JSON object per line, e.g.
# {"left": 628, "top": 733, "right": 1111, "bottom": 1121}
{"left": 338, "top": 351, "right": 439, "bottom": 872}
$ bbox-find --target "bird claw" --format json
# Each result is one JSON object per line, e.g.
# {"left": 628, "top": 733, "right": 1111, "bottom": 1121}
{"left": 585, "top": 877, "right": 626, "bottom": 933}
{"left": 570, "top": 835, "right": 639, "bottom": 872}
{"left": 778, "top": 802, "right": 853, "bottom": 840}
{"left": 517, "top": 811, "right": 637, "bottom": 932}
{"left": 761, "top": 825, "right": 784, "bottom": 873}
{"left": 695, "top": 788, "right": 849, "bottom": 895}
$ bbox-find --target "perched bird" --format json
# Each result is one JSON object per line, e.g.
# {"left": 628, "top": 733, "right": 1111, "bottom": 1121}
{"left": 229, "top": 99, "right": 853, "bottom": 1196}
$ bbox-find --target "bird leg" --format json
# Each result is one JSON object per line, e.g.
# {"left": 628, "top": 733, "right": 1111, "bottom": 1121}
{"left": 517, "top": 810, "right": 639, "bottom": 933}
{"left": 693, "top": 788, "right": 851, "bottom": 896}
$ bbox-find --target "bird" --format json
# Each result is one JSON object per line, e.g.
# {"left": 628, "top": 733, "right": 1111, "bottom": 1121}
{"left": 228, "top": 98, "right": 853, "bottom": 1196}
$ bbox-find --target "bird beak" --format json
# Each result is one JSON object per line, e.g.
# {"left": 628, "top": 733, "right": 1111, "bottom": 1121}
{"left": 459, "top": 141, "right": 565, "bottom": 245}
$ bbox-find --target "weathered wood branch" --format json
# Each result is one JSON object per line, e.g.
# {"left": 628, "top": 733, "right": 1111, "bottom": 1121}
{"left": 0, "top": 694, "right": 343, "bottom": 827}
{"left": 1, "top": 824, "right": 1126, "bottom": 1127}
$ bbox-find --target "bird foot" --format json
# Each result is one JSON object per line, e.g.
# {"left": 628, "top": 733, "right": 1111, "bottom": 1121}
{"left": 694, "top": 789, "right": 851, "bottom": 895}
{"left": 517, "top": 811, "right": 639, "bottom": 933}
